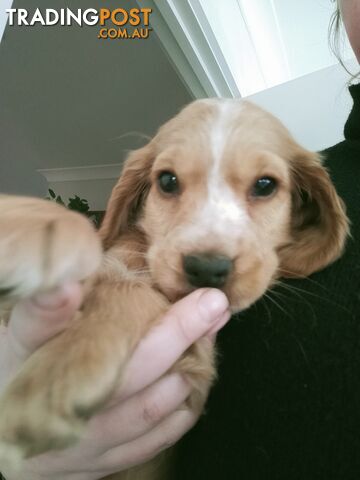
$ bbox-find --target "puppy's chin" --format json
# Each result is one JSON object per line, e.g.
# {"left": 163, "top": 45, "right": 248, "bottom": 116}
{"left": 154, "top": 280, "right": 252, "bottom": 314}
{"left": 154, "top": 282, "right": 195, "bottom": 303}
{"left": 152, "top": 274, "right": 275, "bottom": 314}
{"left": 157, "top": 283, "right": 261, "bottom": 314}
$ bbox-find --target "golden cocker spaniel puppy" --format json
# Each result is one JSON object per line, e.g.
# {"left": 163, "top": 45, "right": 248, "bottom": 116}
{"left": 0, "top": 99, "right": 349, "bottom": 480}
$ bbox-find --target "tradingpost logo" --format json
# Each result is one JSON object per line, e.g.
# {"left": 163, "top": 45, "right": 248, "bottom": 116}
{"left": 5, "top": 7, "right": 153, "bottom": 40}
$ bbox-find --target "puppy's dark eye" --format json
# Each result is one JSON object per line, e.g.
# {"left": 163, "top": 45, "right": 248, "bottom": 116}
{"left": 158, "top": 171, "right": 179, "bottom": 194}
{"left": 251, "top": 177, "right": 277, "bottom": 197}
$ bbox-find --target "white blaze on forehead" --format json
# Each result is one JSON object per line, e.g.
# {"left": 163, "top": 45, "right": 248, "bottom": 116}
{"left": 207, "top": 100, "right": 247, "bottom": 225}
{"left": 209, "top": 100, "right": 230, "bottom": 162}
{"left": 180, "top": 100, "right": 249, "bottom": 243}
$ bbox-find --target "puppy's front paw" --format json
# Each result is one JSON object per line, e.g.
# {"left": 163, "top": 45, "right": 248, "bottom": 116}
{"left": 0, "top": 318, "right": 121, "bottom": 471}
{"left": 0, "top": 195, "right": 102, "bottom": 304}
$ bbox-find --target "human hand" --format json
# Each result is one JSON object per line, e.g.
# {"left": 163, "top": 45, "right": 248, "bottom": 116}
{"left": 0, "top": 285, "right": 230, "bottom": 480}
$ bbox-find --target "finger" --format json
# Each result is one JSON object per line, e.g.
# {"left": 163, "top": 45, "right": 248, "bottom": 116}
{"left": 118, "top": 288, "right": 230, "bottom": 400}
{"left": 99, "top": 407, "right": 197, "bottom": 474}
{"left": 8, "top": 282, "right": 83, "bottom": 361}
{"left": 87, "top": 373, "right": 191, "bottom": 451}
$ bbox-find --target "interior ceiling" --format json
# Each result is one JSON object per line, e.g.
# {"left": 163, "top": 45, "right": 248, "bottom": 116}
{"left": 0, "top": 0, "right": 192, "bottom": 196}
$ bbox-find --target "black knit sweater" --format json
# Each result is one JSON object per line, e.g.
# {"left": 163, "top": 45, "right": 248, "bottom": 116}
{"left": 175, "top": 84, "right": 360, "bottom": 480}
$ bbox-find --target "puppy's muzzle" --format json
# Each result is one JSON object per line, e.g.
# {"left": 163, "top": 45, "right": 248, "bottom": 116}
{"left": 183, "top": 254, "right": 232, "bottom": 288}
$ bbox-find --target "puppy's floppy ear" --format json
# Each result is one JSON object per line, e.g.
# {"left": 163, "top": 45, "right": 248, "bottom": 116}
{"left": 100, "top": 143, "right": 155, "bottom": 249}
{"left": 279, "top": 148, "right": 349, "bottom": 278}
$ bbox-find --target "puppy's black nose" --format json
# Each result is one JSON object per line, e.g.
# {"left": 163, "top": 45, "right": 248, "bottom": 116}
{"left": 183, "top": 254, "right": 232, "bottom": 288}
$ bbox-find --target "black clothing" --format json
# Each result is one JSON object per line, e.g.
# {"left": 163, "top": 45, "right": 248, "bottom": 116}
{"left": 175, "top": 84, "right": 360, "bottom": 480}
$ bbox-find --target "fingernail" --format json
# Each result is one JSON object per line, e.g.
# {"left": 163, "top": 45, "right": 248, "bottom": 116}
{"left": 207, "top": 310, "right": 231, "bottom": 336}
{"left": 198, "top": 289, "right": 229, "bottom": 322}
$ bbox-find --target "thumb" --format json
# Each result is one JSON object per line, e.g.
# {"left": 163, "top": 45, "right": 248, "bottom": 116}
{"left": 7, "top": 282, "right": 83, "bottom": 362}
{"left": 119, "top": 288, "right": 230, "bottom": 400}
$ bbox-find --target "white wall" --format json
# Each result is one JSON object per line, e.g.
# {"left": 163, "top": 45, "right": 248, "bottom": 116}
{"left": 247, "top": 60, "right": 358, "bottom": 151}
{"left": 272, "top": 0, "right": 354, "bottom": 79}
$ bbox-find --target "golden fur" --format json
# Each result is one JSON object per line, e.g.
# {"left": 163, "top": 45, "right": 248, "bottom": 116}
{"left": 0, "top": 100, "right": 349, "bottom": 479}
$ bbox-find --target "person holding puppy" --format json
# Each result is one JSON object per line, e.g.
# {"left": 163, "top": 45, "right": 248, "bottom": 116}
{"left": 175, "top": 1, "right": 360, "bottom": 478}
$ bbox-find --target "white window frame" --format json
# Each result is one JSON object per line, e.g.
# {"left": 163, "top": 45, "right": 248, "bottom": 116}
{"left": 143, "top": 0, "right": 355, "bottom": 99}
{"left": 140, "top": 0, "right": 240, "bottom": 98}
{"left": 140, "top": 0, "right": 292, "bottom": 98}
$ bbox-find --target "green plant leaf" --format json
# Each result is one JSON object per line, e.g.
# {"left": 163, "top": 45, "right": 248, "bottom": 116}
{"left": 55, "top": 195, "right": 65, "bottom": 205}
{"left": 46, "top": 189, "right": 99, "bottom": 227}
{"left": 68, "top": 195, "right": 89, "bottom": 213}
